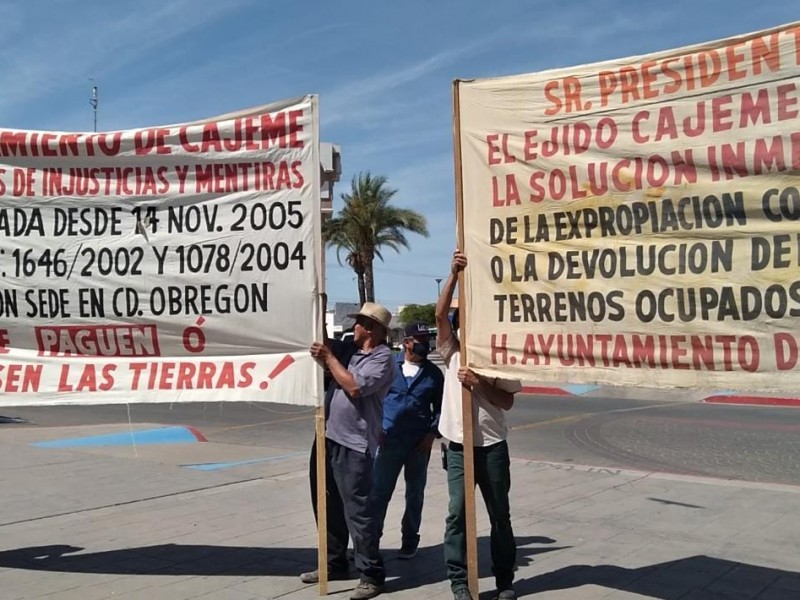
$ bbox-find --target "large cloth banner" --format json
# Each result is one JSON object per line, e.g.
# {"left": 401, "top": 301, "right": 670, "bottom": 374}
{"left": 0, "top": 95, "right": 322, "bottom": 406}
{"left": 456, "top": 23, "right": 800, "bottom": 392}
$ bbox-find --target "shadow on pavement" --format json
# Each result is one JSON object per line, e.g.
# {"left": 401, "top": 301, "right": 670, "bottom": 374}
{"left": 387, "top": 536, "right": 565, "bottom": 593}
{"left": 0, "top": 415, "right": 28, "bottom": 424}
{"left": 511, "top": 555, "right": 800, "bottom": 599}
{"left": 0, "top": 543, "right": 317, "bottom": 577}
{"left": 0, "top": 536, "right": 564, "bottom": 589}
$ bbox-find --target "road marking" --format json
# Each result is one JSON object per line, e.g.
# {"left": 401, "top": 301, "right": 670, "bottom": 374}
{"left": 510, "top": 401, "right": 688, "bottom": 432}
{"left": 203, "top": 414, "right": 312, "bottom": 434}
{"left": 510, "top": 415, "right": 585, "bottom": 431}
{"left": 183, "top": 451, "right": 307, "bottom": 471}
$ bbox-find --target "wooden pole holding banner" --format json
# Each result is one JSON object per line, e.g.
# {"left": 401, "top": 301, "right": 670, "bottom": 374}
{"left": 452, "top": 79, "right": 480, "bottom": 599}
{"left": 312, "top": 99, "right": 328, "bottom": 596}
{"left": 316, "top": 407, "right": 328, "bottom": 596}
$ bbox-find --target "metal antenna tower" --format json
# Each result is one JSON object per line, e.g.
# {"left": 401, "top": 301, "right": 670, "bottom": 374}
{"left": 89, "top": 83, "right": 99, "bottom": 132}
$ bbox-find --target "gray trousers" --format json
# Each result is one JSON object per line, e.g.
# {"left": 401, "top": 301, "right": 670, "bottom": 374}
{"left": 325, "top": 439, "right": 385, "bottom": 585}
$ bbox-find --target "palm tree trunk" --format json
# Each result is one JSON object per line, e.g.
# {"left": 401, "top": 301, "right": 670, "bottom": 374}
{"left": 364, "top": 258, "right": 375, "bottom": 303}
{"left": 356, "top": 271, "right": 367, "bottom": 305}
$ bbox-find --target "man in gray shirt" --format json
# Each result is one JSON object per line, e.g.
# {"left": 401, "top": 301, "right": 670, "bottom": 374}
{"left": 302, "top": 302, "right": 395, "bottom": 600}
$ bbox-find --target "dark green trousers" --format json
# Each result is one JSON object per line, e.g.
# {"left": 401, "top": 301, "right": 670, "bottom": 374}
{"left": 444, "top": 440, "right": 516, "bottom": 592}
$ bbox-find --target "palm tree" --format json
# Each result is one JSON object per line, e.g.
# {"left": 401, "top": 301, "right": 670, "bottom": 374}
{"left": 324, "top": 172, "right": 428, "bottom": 304}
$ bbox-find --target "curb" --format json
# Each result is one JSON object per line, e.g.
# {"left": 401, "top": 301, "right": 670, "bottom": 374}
{"left": 519, "top": 384, "right": 600, "bottom": 396}
{"left": 704, "top": 395, "right": 800, "bottom": 408}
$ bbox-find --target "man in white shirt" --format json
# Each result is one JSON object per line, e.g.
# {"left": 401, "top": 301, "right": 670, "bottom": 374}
{"left": 435, "top": 250, "right": 521, "bottom": 600}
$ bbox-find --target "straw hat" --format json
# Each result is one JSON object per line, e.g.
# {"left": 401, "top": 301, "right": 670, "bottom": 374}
{"left": 347, "top": 302, "right": 392, "bottom": 330}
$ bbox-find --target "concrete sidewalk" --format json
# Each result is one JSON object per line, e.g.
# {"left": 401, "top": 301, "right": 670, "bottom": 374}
{"left": 1, "top": 423, "right": 799, "bottom": 600}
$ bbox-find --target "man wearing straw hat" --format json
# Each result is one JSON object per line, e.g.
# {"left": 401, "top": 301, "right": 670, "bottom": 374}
{"left": 302, "top": 302, "right": 395, "bottom": 600}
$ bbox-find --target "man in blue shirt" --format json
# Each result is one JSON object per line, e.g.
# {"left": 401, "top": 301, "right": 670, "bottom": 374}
{"left": 371, "top": 322, "right": 444, "bottom": 559}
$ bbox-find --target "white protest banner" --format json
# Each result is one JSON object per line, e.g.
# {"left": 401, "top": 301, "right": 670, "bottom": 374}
{"left": 0, "top": 95, "right": 322, "bottom": 406}
{"left": 455, "top": 23, "right": 800, "bottom": 392}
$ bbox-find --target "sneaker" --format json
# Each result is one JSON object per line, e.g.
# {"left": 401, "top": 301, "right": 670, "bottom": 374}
{"left": 397, "top": 543, "right": 418, "bottom": 559}
{"left": 493, "top": 589, "right": 517, "bottom": 600}
{"left": 298, "top": 569, "right": 351, "bottom": 584}
{"left": 350, "top": 580, "right": 386, "bottom": 600}
{"left": 453, "top": 588, "right": 473, "bottom": 600}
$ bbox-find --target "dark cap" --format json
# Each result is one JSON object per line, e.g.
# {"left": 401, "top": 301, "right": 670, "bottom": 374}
{"left": 404, "top": 322, "right": 430, "bottom": 338}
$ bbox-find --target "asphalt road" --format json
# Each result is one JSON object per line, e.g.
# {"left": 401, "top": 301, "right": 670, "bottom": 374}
{"left": 3, "top": 392, "right": 800, "bottom": 487}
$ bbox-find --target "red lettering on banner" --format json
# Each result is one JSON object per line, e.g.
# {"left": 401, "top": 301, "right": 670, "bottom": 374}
{"left": 789, "top": 27, "right": 800, "bottom": 65}
{"left": 193, "top": 161, "right": 303, "bottom": 194}
{"left": 261, "top": 110, "right": 305, "bottom": 149}
{"left": 128, "top": 361, "right": 255, "bottom": 390}
{"left": 135, "top": 128, "right": 172, "bottom": 156}
{"left": 58, "top": 364, "right": 116, "bottom": 392}
{"left": 36, "top": 325, "right": 161, "bottom": 357}
{"left": 775, "top": 333, "right": 799, "bottom": 370}
{"left": 543, "top": 77, "right": 585, "bottom": 116}
{"left": 0, "top": 132, "right": 122, "bottom": 158}
{"left": 0, "top": 329, "right": 10, "bottom": 354}
{"left": 500, "top": 333, "right": 763, "bottom": 371}
{"left": 0, "top": 364, "right": 42, "bottom": 392}
{"left": 491, "top": 333, "right": 509, "bottom": 365}
{"left": 259, "top": 354, "right": 295, "bottom": 390}
{"left": 545, "top": 31, "right": 788, "bottom": 116}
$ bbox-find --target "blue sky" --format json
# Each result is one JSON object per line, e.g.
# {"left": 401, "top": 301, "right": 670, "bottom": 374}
{"left": 2, "top": 0, "right": 799, "bottom": 312}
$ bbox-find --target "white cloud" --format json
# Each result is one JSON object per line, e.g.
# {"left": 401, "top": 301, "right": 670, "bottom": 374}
{"left": 0, "top": 0, "right": 256, "bottom": 115}
{"left": 320, "top": 24, "right": 516, "bottom": 128}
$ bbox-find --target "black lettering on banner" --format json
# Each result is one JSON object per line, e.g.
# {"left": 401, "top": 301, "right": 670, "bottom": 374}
{"left": 492, "top": 291, "right": 625, "bottom": 323}
{"left": 750, "top": 235, "right": 792, "bottom": 270}
{"left": 634, "top": 282, "right": 800, "bottom": 323}
{"left": 490, "top": 256, "right": 503, "bottom": 282}
{"left": 12, "top": 249, "right": 67, "bottom": 277}
{"left": 0, "top": 290, "right": 19, "bottom": 318}
{"left": 0, "top": 208, "right": 45, "bottom": 236}
{"left": 175, "top": 244, "right": 232, "bottom": 274}
{"left": 508, "top": 253, "right": 537, "bottom": 282}
{"left": 167, "top": 205, "right": 217, "bottom": 233}
{"left": 544, "top": 241, "right": 734, "bottom": 281}
{"left": 239, "top": 242, "right": 306, "bottom": 272}
{"left": 131, "top": 206, "right": 160, "bottom": 234}
{"left": 24, "top": 288, "right": 71, "bottom": 318}
{"left": 53, "top": 207, "right": 124, "bottom": 236}
{"left": 80, "top": 247, "right": 144, "bottom": 278}
{"left": 78, "top": 288, "right": 105, "bottom": 318}
{"left": 762, "top": 186, "right": 800, "bottom": 222}
{"left": 111, "top": 288, "right": 141, "bottom": 317}
{"left": 230, "top": 200, "right": 303, "bottom": 232}
{"left": 149, "top": 284, "right": 269, "bottom": 316}
{"left": 489, "top": 215, "right": 550, "bottom": 244}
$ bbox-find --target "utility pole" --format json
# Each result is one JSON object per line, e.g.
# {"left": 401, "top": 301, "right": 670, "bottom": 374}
{"left": 89, "top": 83, "right": 99, "bottom": 132}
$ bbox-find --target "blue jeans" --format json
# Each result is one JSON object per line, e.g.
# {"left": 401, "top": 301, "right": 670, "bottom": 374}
{"left": 371, "top": 434, "right": 431, "bottom": 548}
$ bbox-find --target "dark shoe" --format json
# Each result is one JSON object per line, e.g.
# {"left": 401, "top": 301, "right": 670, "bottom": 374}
{"left": 350, "top": 580, "right": 386, "bottom": 600}
{"left": 397, "top": 542, "right": 418, "bottom": 559}
{"left": 493, "top": 589, "right": 517, "bottom": 600}
{"left": 299, "top": 569, "right": 350, "bottom": 584}
{"left": 453, "top": 588, "right": 473, "bottom": 600}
